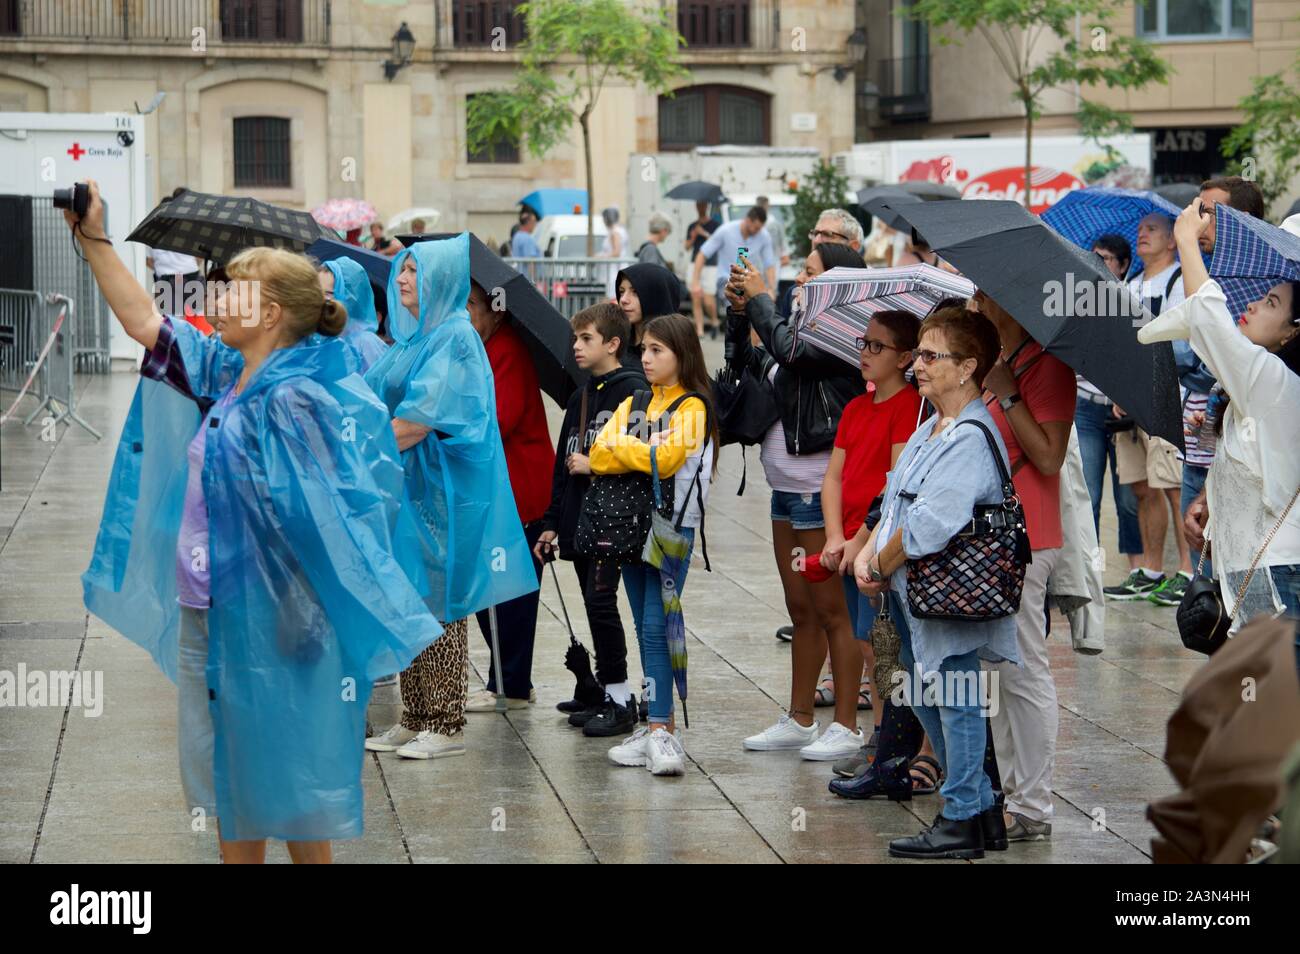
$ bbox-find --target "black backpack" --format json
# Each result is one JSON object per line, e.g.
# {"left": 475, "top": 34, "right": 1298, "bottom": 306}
{"left": 574, "top": 390, "right": 682, "bottom": 563}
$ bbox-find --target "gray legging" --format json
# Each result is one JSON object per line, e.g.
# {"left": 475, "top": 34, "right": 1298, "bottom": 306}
{"left": 177, "top": 606, "right": 217, "bottom": 819}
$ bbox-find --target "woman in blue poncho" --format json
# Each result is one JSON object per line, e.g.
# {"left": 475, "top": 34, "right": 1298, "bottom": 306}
{"left": 363, "top": 234, "right": 538, "bottom": 761}
{"left": 73, "top": 181, "right": 443, "bottom": 863}
{"left": 316, "top": 256, "right": 389, "bottom": 371}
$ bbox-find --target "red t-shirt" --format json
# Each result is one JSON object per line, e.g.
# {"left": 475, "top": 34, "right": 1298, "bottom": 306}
{"left": 986, "top": 341, "right": 1076, "bottom": 551}
{"left": 485, "top": 322, "right": 555, "bottom": 524}
{"left": 834, "top": 385, "right": 922, "bottom": 539}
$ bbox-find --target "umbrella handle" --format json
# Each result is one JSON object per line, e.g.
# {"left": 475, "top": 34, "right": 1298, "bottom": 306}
{"left": 549, "top": 561, "right": 580, "bottom": 644}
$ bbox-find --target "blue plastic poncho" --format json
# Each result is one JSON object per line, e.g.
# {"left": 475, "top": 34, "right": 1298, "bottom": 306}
{"left": 364, "top": 232, "right": 538, "bottom": 621}
{"left": 83, "top": 321, "right": 442, "bottom": 841}
{"left": 322, "top": 257, "right": 389, "bottom": 371}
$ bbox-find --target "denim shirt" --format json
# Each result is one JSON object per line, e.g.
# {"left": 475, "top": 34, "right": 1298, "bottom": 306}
{"left": 876, "top": 397, "right": 1021, "bottom": 675}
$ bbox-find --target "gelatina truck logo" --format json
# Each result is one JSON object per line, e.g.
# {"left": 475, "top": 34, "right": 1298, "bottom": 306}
{"left": 900, "top": 156, "right": 1083, "bottom": 214}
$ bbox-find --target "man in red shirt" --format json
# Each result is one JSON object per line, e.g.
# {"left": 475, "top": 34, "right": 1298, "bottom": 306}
{"left": 976, "top": 291, "right": 1075, "bottom": 844}
{"left": 465, "top": 280, "right": 556, "bottom": 710}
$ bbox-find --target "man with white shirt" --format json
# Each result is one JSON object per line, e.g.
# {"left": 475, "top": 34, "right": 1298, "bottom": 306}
{"left": 147, "top": 247, "right": 202, "bottom": 317}
{"left": 1105, "top": 212, "right": 1193, "bottom": 604}
{"left": 690, "top": 206, "right": 776, "bottom": 324}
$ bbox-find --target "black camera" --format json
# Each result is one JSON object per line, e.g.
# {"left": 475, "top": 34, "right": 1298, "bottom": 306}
{"left": 52, "top": 182, "right": 90, "bottom": 218}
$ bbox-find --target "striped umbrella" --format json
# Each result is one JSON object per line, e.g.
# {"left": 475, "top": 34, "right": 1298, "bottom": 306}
{"left": 794, "top": 264, "right": 975, "bottom": 368}
{"left": 311, "top": 198, "right": 378, "bottom": 232}
{"left": 1041, "top": 187, "right": 1182, "bottom": 278}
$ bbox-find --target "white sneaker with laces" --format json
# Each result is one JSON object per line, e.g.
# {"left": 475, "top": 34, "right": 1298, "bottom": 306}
{"left": 799, "top": 722, "right": 864, "bottom": 761}
{"left": 365, "top": 724, "right": 419, "bottom": 752}
{"left": 646, "top": 728, "right": 686, "bottom": 776}
{"left": 743, "top": 714, "right": 820, "bottom": 751}
{"left": 396, "top": 729, "right": 466, "bottom": 760}
{"left": 607, "top": 727, "right": 653, "bottom": 767}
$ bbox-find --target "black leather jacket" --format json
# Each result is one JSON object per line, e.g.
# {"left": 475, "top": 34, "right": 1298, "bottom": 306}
{"left": 725, "top": 293, "right": 864, "bottom": 455}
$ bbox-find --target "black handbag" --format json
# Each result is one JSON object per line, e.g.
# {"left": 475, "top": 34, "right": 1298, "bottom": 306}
{"left": 902, "top": 419, "right": 1032, "bottom": 621}
{"left": 1177, "top": 486, "right": 1299, "bottom": 655}
{"left": 712, "top": 355, "right": 779, "bottom": 447}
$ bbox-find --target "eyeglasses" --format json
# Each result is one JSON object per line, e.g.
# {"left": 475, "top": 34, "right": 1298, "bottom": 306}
{"left": 808, "top": 229, "right": 851, "bottom": 242}
{"left": 914, "top": 349, "right": 958, "bottom": 364}
{"left": 854, "top": 337, "right": 900, "bottom": 355}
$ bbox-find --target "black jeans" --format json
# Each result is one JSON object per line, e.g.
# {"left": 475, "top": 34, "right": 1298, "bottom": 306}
{"left": 475, "top": 520, "right": 545, "bottom": 698}
{"left": 572, "top": 554, "right": 629, "bottom": 686}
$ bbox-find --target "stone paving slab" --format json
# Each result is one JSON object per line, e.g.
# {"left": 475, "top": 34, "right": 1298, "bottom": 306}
{"left": 0, "top": 355, "right": 1194, "bottom": 863}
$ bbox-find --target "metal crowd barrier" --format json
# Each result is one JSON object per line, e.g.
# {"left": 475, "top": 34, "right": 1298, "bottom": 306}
{"left": 503, "top": 257, "right": 636, "bottom": 319}
{"left": 31, "top": 198, "right": 113, "bottom": 372}
{"left": 0, "top": 289, "right": 101, "bottom": 439}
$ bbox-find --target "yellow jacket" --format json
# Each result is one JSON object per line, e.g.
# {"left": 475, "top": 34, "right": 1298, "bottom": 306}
{"left": 589, "top": 383, "right": 707, "bottom": 478}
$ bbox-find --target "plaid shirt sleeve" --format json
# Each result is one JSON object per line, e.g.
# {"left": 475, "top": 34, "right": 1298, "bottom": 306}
{"left": 139, "top": 317, "right": 195, "bottom": 399}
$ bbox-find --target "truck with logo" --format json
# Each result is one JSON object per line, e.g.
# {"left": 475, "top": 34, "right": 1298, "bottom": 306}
{"left": 833, "top": 134, "right": 1153, "bottom": 215}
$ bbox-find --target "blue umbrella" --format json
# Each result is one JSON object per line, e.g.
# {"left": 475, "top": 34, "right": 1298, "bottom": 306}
{"left": 1209, "top": 204, "right": 1300, "bottom": 320}
{"left": 1041, "top": 187, "right": 1182, "bottom": 278}
{"left": 519, "top": 188, "right": 589, "bottom": 218}
{"left": 306, "top": 238, "right": 393, "bottom": 292}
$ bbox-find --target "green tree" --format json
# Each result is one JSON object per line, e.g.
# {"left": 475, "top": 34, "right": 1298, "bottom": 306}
{"left": 1222, "top": 47, "right": 1300, "bottom": 213}
{"left": 907, "top": 0, "right": 1170, "bottom": 209}
{"left": 466, "top": 0, "right": 688, "bottom": 254}
{"left": 787, "top": 159, "right": 852, "bottom": 258}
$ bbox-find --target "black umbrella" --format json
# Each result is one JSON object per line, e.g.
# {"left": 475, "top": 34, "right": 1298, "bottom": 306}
{"left": 1156, "top": 182, "right": 1201, "bottom": 208}
{"left": 861, "top": 194, "right": 924, "bottom": 231}
{"left": 894, "top": 199, "right": 1184, "bottom": 450}
{"left": 126, "top": 189, "right": 330, "bottom": 265}
{"left": 406, "top": 232, "right": 585, "bottom": 406}
{"left": 665, "top": 180, "right": 726, "bottom": 204}
{"left": 858, "top": 182, "right": 961, "bottom": 207}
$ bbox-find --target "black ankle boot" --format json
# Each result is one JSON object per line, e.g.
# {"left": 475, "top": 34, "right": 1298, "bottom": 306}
{"left": 981, "top": 802, "right": 1008, "bottom": 851}
{"left": 889, "top": 813, "right": 986, "bottom": 859}
{"left": 828, "top": 755, "right": 912, "bottom": 801}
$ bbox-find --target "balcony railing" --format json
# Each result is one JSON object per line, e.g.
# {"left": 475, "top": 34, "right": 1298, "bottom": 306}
{"left": 452, "top": 0, "right": 525, "bottom": 47}
{"left": 676, "top": 0, "right": 777, "bottom": 50}
{"left": 0, "top": 0, "right": 330, "bottom": 44}
{"left": 877, "top": 55, "right": 930, "bottom": 122}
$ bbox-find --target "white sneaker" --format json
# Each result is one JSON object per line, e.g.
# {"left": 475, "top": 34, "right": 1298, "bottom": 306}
{"left": 743, "top": 714, "right": 820, "bottom": 751}
{"left": 607, "top": 727, "right": 653, "bottom": 767}
{"left": 396, "top": 730, "right": 466, "bottom": 760}
{"left": 646, "top": 728, "right": 687, "bottom": 776}
{"left": 365, "top": 724, "right": 418, "bottom": 752}
{"left": 465, "top": 689, "right": 529, "bottom": 712}
{"left": 799, "top": 722, "right": 864, "bottom": 761}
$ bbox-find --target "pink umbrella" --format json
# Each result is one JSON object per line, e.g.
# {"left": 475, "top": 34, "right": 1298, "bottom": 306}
{"left": 311, "top": 198, "right": 378, "bottom": 233}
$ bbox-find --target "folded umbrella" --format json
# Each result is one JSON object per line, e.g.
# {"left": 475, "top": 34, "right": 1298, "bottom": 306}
{"left": 519, "top": 188, "right": 589, "bottom": 218}
{"left": 642, "top": 452, "right": 697, "bottom": 728}
{"left": 1208, "top": 204, "right": 1300, "bottom": 321}
{"left": 311, "top": 198, "right": 378, "bottom": 233}
{"left": 127, "top": 189, "right": 331, "bottom": 265}
{"left": 895, "top": 198, "right": 1184, "bottom": 449}
{"left": 1041, "top": 187, "right": 1181, "bottom": 278}
{"left": 665, "top": 180, "right": 726, "bottom": 204}
{"left": 409, "top": 232, "right": 585, "bottom": 405}
{"left": 795, "top": 264, "right": 975, "bottom": 368}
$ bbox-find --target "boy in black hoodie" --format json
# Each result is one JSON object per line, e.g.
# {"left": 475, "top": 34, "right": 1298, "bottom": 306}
{"left": 537, "top": 303, "right": 648, "bottom": 734}
{"left": 614, "top": 262, "right": 682, "bottom": 371}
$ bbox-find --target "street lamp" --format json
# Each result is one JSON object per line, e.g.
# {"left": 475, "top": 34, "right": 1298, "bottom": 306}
{"left": 383, "top": 23, "right": 416, "bottom": 81}
{"left": 834, "top": 28, "right": 869, "bottom": 82}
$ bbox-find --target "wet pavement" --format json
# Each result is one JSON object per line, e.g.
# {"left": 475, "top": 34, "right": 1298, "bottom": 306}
{"left": 1, "top": 343, "right": 1197, "bottom": 863}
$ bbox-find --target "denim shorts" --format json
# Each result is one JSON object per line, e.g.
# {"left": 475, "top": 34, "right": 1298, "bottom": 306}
{"left": 770, "top": 490, "right": 824, "bottom": 530}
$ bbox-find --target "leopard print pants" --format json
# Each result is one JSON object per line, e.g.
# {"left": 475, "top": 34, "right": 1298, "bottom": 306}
{"left": 399, "top": 618, "right": 468, "bottom": 735}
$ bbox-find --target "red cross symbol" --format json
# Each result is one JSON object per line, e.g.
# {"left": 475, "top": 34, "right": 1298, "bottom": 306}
{"left": 67, "top": 142, "right": 86, "bottom": 160}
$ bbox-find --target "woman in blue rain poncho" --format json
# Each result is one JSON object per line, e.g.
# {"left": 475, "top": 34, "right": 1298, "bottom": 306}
{"left": 316, "top": 256, "right": 389, "bottom": 370}
{"left": 72, "top": 180, "right": 442, "bottom": 863}
{"left": 363, "top": 233, "right": 538, "bottom": 760}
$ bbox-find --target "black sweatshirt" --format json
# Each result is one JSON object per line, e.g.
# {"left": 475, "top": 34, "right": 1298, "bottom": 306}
{"left": 542, "top": 365, "right": 648, "bottom": 557}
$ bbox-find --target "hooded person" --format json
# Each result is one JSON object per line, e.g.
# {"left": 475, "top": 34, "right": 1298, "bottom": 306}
{"left": 317, "top": 256, "right": 388, "bottom": 371}
{"left": 363, "top": 232, "right": 539, "bottom": 760}
{"left": 615, "top": 262, "right": 680, "bottom": 371}
{"left": 77, "top": 186, "right": 441, "bottom": 860}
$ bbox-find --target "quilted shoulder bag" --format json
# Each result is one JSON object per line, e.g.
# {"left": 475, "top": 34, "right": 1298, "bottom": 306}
{"left": 1177, "top": 485, "right": 1300, "bottom": 655}
{"left": 902, "top": 419, "right": 1031, "bottom": 621}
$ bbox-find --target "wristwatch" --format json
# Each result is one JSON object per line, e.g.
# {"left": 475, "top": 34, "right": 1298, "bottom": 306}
{"left": 999, "top": 392, "right": 1022, "bottom": 412}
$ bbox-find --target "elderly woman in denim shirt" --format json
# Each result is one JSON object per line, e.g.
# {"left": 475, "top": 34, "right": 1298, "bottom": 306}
{"left": 853, "top": 305, "right": 1020, "bottom": 860}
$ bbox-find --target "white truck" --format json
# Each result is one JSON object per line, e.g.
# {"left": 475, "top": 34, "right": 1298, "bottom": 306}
{"left": 0, "top": 111, "right": 150, "bottom": 359}
{"left": 833, "top": 134, "right": 1153, "bottom": 215}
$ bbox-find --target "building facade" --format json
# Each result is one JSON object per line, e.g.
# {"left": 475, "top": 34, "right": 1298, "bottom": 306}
{"left": 0, "top": 0, "right": 859, "bottom": 245}
{"left": 857, "top": 0, "right": 1300, "bottom": 213}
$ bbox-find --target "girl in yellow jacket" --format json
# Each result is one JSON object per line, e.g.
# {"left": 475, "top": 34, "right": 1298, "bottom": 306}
{"left": 588, "top": 314, "right": 717, "bottom": 776}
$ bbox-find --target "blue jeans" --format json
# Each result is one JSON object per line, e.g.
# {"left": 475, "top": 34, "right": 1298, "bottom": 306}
{"left": 1270, "top": 564, "right": 1300, "bottom": 675}
{"left": 891, "top": 589, "right": 996, "bottom": 822}
{"left": 1075, "top": 396, "right": 1141, "bottom": 554}
{"left": 843, "top": 573, "right": 878, "bottom": 641}
{"left": 621, "top": 528, "right": 694, "bottom": 724}
{"left": 1181, "top": 465, "right": 1211, "bottom": 576}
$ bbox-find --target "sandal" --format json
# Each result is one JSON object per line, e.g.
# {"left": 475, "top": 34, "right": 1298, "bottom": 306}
{"left": 857, "top": 682, "right": 873, "bottom": 711}
{"left": 814, "top": 677, "right": 835, "bottom": 707}
{"left": 908, "top": 754, "right": 943, "bottom": 795}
